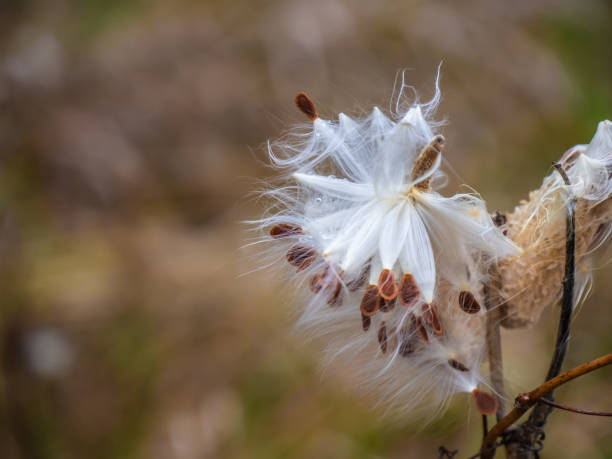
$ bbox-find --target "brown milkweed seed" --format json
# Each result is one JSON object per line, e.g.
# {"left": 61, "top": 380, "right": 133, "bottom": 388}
{"left": 410, "top": 135, "right": 445, "bottom": 191}
{"left": 458, "top": 290, "right": 481, "bottom": 314}
{"left": 399, "top": 273, "right": 420, "bottom": 306}
{"left": 399, "top": 327, "right": 416, "bottom": 356}
{"left": 421, "top": 303, "right": 443, "bottom": 335}
{"left": 471, "top": 388, "right": 498, "bottom": 415}
{"left": 378, "top": 322, "right": 388, "bottom": 353}
{"left": 361, "top": 314, "right": 371, "bottom": 331}
{"left": 379, "top": 296, "right": 396, "bottom": 312}
{"left": 377, "top": 269, "right": 398, "bottom": 300}
{"left": 411, "top": 314, "right": 429, "bottom": 343}
{"left": 448, "top": 359, "right": 469, "bottom": 372}
{"left": 286, "top": 245, "right": 316, "bottom": 271}
{"left": 295, "top": 92, "right": 318, "bottom": 120}
{"left": 345, "top": 264, "right": 370, "bottom": 291}
{"left": 309, "top": 268, "right": 329, "bottom": 293}
{"left": 326, "top": 281, "right": 343, "bottom": 307}
{"left": 270, "top": 223, "right": 302, "bottom": 238}
{"left": 360, "top": 284, "right": 380, "bottom": 317}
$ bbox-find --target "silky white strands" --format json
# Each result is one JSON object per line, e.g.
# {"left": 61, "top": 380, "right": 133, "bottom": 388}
{"left": 500, "top": 120, "right": 612, "bottom": 328}
{"left": 253, "top": 83, "right": 522, "bottom": 418}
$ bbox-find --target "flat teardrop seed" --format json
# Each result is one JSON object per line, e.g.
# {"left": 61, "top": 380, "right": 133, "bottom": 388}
{"left": 360, "top": 285, "right": 380, "bottom": 317}
{"left": 361, "top": 314, "right": 371, "bottom": 331}
{"left": 410, "top": 135, "right": 445, "bottom": 191}
{"left": 421, "top": 303, "right": 443, "bottom": 335}
{"left": 346, "top": 264, "right": 370, "bottom": 291}
{"left": 448, "top": 359, "right": 469, "bottom": 372}
{"left": 270, "top": 223, "right": 302, "bottom": 238}
{"left": 309, "top": 268, "right": 329, "bottom": 293}
{"left": 399, "top": 327, "right": 416, "bottom": 356}
{"left": 411, "top": 314, "right": 429, "bottom": 344}
{"left": 295, "top": 92, "right": 318, "bottom": 120}
{"left": 399, "top": 340, "right": 414, "bottom": 356}
{"left": 377, "top": 269, "right": 398, "bottom": 300}
{"left": 286, "top": 245, "right": 316, "bottom": 271}
{"left": 326, "top": 281, "right": 343, "bottom": 307}
{"left": 458, "top": 290, "right": 481, "bottom": 314}
{"left": 379, "top": 296, "right": 396, "bottom": 312}
{"left": 377, "top": 322, "right": 388, "bottom": 353}
{"left": 471, "top": 388, "right": 498, "bottom": 415}
{"left": 399, "top": 273, "right": 420, "bottom": 306}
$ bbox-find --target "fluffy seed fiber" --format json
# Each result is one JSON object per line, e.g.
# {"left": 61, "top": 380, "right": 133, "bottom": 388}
{"left": 498, "top": 121, "right": 612, "bottom": 328}
{"left": 251, "top": 76, "right": 521, "bottom": 420}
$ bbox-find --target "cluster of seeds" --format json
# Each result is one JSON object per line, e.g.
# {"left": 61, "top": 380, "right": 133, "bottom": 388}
{"left": 258, "top": 88, "right": 521, "bottom": 417}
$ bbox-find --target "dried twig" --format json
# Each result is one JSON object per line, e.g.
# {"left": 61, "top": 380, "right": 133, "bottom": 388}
{"left": 480, "top": 352, "right": 612, "bottom": 456}
{"left": 501, "top": 163, "right": 577, "bottom": 457}
{"left": 536, "top": 398, "right": 612, "bottom": 417}
{"left": 482, "top": 414, "right": 489, "bottom": 439}
{"left": 542, "top": 163, "right": 576, "bottom": 381}
{"left": 484, "top": 293, "right": 506, "bottom": 422}
{"left": 486, "top": 212, "right": 508, "bottom": 422}
{"left": 437, "top": 446, "right": 458, "bottom": 458}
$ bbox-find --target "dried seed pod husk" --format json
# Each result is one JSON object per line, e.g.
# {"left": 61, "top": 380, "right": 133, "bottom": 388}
{"left": 499, "top": 177, "right": 612, "bottom": 328}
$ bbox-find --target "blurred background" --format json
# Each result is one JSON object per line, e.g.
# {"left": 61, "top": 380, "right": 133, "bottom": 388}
{"left": 0, "top": 1, "right": 611, "bottom": 458}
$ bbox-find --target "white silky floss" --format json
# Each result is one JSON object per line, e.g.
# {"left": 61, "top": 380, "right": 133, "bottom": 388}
{"left": 255, "top": 82, "right": 522, "bottom": 418}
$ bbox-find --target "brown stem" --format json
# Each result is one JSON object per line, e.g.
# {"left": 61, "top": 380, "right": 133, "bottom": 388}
{"left": 502, "top": 163, "right": 578, "bottom": 458}
{"left": 482, "top": 414, "right": 489, "bottom": 439}
{"left": 486, "top": 215, "right": 507, "bottom": 422}
{"left": 480, "top": 352, "right": 612, "bottom": 458}
{"left": 536, "top": 398, "right": 612, "bottom": 416}
{"left": 485, "top": 288, "right": 506, "bottom": 421}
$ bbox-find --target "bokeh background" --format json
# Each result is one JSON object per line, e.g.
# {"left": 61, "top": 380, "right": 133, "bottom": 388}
{"left": 0, "top": 1, "right": 611, "bottom": 458}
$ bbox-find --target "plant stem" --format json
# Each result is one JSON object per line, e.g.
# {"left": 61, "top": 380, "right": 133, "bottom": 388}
{"left": 536, "top": 398, "right": 612, "bottom": 416}
{"left": 485, "top": 297, "right": 506, "bottom": 422}
{"left": 486, "top": 214, "right": 508, "bottom": 422}
{"left": 482, "top": 414, "right": 489, "bottom": 439}
{"left": 506, "top": 163, "right": 576, "bottom": 457}
{"left": 542, "top": 163, "right": 576, "bottom": 381}
{"left": 480, "top": 352, "right": 612, "bottom": 457}
{"left": 483, "top": 163, "right": 577, "bottom": 458}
